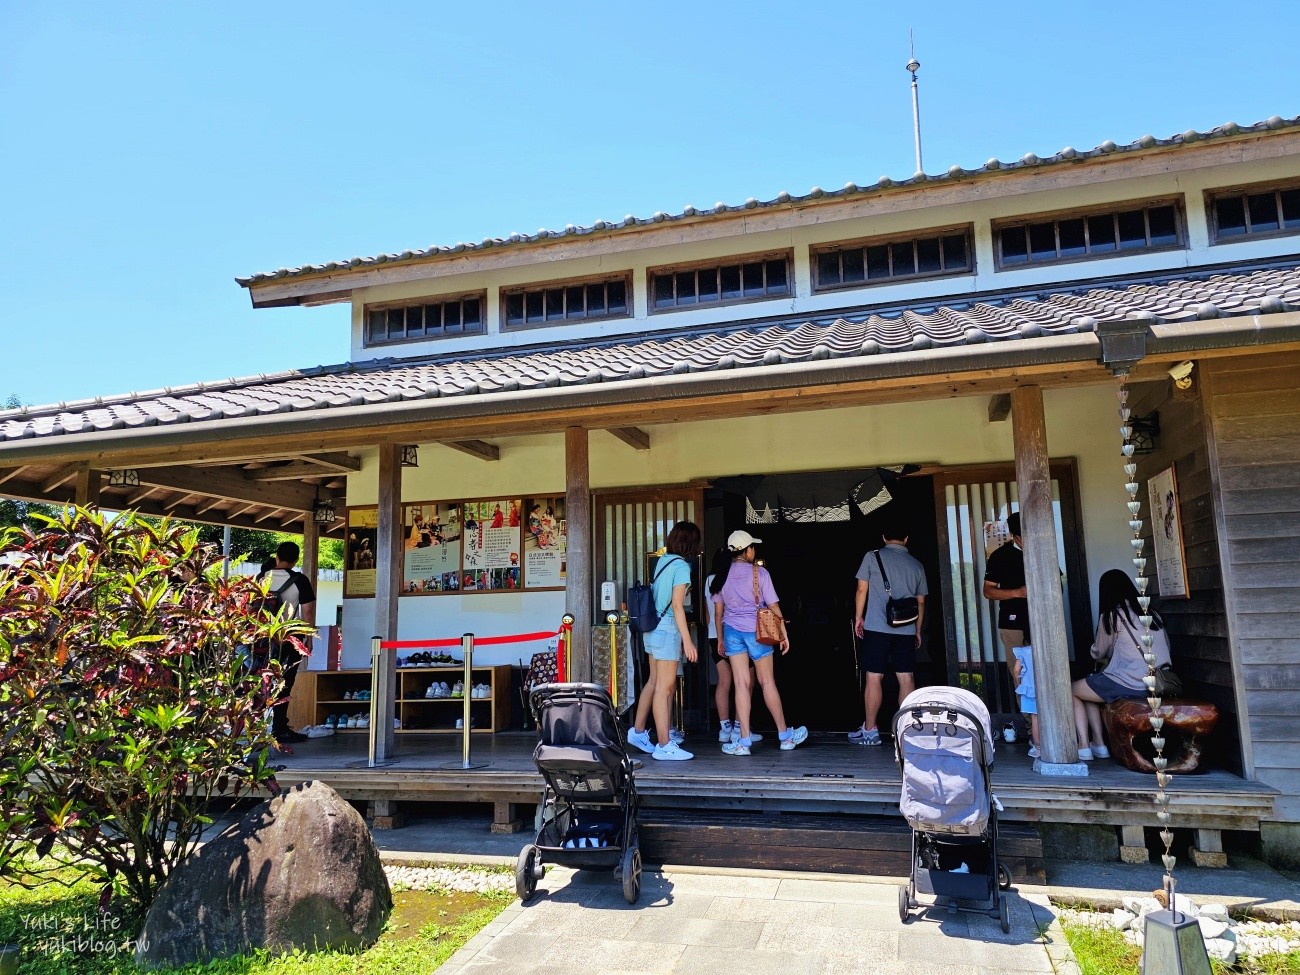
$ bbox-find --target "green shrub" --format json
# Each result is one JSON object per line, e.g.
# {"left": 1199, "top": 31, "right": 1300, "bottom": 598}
{"left": 0, "top": 508, "right": 315, "bottom": 914}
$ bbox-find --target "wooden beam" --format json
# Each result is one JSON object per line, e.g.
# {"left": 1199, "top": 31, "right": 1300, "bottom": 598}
{"left": 255, "top": 507, "right": 285, "bottom": 524}
{"left": 300, "top": 516, "right": 319, "bottom": 628}
{"left": 565, "top": 427, "right": 592, "bottom": 681}
{"left": 41, "top": 465, "right": 79, "bottom": 493}
{"left": 0, "top": 466, "right": 27, "bottom": 486}
{"left": 247, "top": 461, "right": 347, "bottom": 482}
{"left": 1011, "top": 385, "right": 1078, "bottom": 768}
{"left": 73, "top": 466, "right": 100, "bottom": 507}
{"left": 194, "top": 497, "right": 227, "bottom": 516}
{"left": 137, "top": 466, "right": 317, "bottom": 512}
{"left": 293, "top": 452, "right": 361, "bottom": 473}
{"left": 374, "top": 443, "right": 403, "bottom": 761}
{"left": 608, "top": 427, "right": 651, "bottom": 450}
{"left": 442, "top": 440, "right": 500, "bottom": 462}
{"left": 988, "top": 393, "right": 1012, "bottom": 423}
{"left": 127, "top": 486, "right": 160, "bottom": 506}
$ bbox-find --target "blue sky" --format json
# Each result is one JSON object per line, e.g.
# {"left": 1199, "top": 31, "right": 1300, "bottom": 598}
{"left": 3, "top": 2, "right": 1297, "bottom": 409}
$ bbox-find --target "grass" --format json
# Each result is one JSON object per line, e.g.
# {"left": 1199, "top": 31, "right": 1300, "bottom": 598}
{"left": 1060, "top": 914, "right": 1300, "bottom": 975}
{"left": 0, "top": 870, "right": 510, "bottom": 974}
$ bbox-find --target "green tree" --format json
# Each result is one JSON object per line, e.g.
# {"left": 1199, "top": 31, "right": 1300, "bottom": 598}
{"left": 0, "top": 508, "right": 315, "bottom": 913}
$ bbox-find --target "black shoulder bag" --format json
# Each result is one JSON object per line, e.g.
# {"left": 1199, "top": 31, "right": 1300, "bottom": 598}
{"left": 874, "top": 550, "right": 919, "bottom": 628}
{"left": 627, "top": 556, "right": 677, "bottom": 634}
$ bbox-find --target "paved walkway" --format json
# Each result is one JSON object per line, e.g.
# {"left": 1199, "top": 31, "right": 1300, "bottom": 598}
{"left": 436, "top": 866, "right": 1069, "bottom": 975}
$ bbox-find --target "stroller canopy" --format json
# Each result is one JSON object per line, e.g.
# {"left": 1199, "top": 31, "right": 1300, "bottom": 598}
{"left": 894, "top": 685, "right": 995, "bottom": 837}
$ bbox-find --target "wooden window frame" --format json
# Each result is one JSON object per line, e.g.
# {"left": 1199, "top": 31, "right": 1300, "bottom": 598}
{"left": 500, "top": 271, "right": 633, "bottom": 332}
{"left": 810, "top": 224, "right": 976, "bottom": 294}
{"left": 363, "top": 291, "right": 487, "bottom": 348}
{"left": 1205, "top": 176, "right": 1300, "bottom": 245}
{"left": 646, "top": 249, "right": 793, "bottom": 315}
{"left": 992, "top": 196, "right": 1187, "bottom": 271}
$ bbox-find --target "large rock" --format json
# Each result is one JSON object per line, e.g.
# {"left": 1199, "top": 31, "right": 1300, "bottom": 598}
{"left": 136, "top": 781, "right": 391, "bottom": 969}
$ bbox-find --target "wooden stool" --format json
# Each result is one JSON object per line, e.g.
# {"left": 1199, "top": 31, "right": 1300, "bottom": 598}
{"left": 1102, "top": 698, "right": 1219, "bottom": 775}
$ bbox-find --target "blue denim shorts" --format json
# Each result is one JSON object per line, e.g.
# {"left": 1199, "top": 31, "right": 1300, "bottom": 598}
{"left": 643, "top": 616, "right": 683, "bottom": 662}
{"left": 723, "top": 623, "right": 774, "bottom": 661}
{"left": 1085, "top": 672, "right": 1141, "bottom": 704}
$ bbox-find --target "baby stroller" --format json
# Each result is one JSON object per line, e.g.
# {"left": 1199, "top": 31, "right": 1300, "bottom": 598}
{"left": 893, "top": 685, "right": 1012, "bottom": 932}
{"left": 517, "top": 682, "right": 643, "bottom": 904}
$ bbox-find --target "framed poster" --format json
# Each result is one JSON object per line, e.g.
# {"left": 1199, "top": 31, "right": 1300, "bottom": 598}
{"left": 403, "top": 502, "right": 462, "bottom": 593}
{"left": 344, "top": 506, "right": 379, "bottom": 598}
{"left": 462, "top": 499, "right": 523, "bottom": 592}
{"left": 523, "top": 496, "right": 567, "bottom": 590}
{"left": 1148, "top": 466, "right": 1189, "bottom": 599}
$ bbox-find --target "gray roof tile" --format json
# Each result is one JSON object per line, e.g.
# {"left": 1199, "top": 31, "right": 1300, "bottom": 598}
{"left": 5, "top": 261, "right": 1300, "bottom": 446}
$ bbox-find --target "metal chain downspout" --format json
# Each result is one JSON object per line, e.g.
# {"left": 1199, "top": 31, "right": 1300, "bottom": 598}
{"left": 1117, "top": 374, "right": 1178, "bottom": 904}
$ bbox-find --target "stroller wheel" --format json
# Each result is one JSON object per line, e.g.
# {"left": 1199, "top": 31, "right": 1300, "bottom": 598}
{"left": 620, "top": 844, "right": 642, "bottom": 904}
{"left": 998, "top": 863, "right": 1013, "bottom": 891}
{"left": 998, "top": 893, "right": 1010, "bottom": 934}
{"left": 898, "top": 885, "right": 910, "bottom": 923}
{"left": 516, "top": 845, "right": 539, "bottom": 903}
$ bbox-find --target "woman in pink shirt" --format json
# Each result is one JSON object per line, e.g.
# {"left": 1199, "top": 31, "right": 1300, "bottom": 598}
{"left": 711, "top": 531, "right": 807, "bottom": 756}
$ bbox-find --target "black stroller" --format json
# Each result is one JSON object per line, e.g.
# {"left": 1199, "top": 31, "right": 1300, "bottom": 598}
{"left": 893, "top": 686, "right": 1012, "bottom": 932}
{"left": 516, "top": 682, "right": 643, "bottom": 904}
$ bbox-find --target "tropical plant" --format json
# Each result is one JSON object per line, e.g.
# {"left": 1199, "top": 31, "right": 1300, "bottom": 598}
{"left": 0, "top": 508, "right": 315, "bottom": 914}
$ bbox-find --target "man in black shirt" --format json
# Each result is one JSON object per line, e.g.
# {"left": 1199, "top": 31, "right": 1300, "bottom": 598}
{"left": 983, "top": 511, "right": 1028, "bottom": 661}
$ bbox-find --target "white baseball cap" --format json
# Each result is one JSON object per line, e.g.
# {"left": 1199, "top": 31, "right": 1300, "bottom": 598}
{"left": 727, "top": 530, "right": 763, "bottom": 552}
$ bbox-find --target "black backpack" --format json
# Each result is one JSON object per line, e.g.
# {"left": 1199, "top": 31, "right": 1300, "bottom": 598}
{"left": 255, "top": 570, "right": 315, "bottom": 617}
{"left": 626, "top": 556, "right": 678, "bottom": 634}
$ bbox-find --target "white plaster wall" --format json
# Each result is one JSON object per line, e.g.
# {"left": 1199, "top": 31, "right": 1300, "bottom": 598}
{"left": 348, "top": 153, "right": 1300, "bottom": 363}
{"left": 339, "top": 383, "right": 1129, "bottom": 666}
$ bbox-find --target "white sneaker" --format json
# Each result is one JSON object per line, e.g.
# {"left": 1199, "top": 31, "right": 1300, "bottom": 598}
{"left": 718, "top": 720, "right": 734, "bottom": 743}
{"left": 652, "top": 741, "right": 693, "bottom": 761}
{"left": 729, "top": 729, "right": 764, "bottom": 744}
{"left": 721, "top": 741, "right": 751, "bottom": 756}
{"left": 1092, "top": 744, "right": 1111, "bottom": 759}
{"left": 779, "top": 726, "right": 809, "bottom": 751}
{"left": 1027, "top": 745, "right": 1040, "bottom": 759}
{"left": 669, "top": 729, "right": 684, "bottom": 744}
{"left": 305, "top": 725, "right": 334, "bottom": 738}
{"left": 627, "top": 728, "right": 655, "bottom": 754}
{"left": 425, "top": 684, "right": 436, "bottom": 698}
{"left": 1078, "top": 747, "right": 1094, "bottom": 761}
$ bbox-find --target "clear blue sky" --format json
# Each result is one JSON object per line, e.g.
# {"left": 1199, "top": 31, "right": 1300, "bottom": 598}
{"left": 3, "top": 2, "right": 1297, "bottom": 409}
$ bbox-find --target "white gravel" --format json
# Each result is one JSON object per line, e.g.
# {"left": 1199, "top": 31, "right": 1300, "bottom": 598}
{"left": 1061, "top": 903, "right": 1300, "bottom": 966}
{"left": 383, "top": 863, "right": 513, "bottom": 895}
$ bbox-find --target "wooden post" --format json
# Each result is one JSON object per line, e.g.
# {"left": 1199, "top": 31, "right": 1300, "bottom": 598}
{"left": 1011, "top": 386, "right": 1080, "bottom": 769}
{"left": 73, "top": 466, "right": 100, "bottom": 508}
{"left": 373, "top": 443, "right": 403, "bottom": 761}
{"left": 300, "top": 516, "right": 319, "bottom": 628}
{"left": 565, "top": 426, "right": 592, "bottom": 681}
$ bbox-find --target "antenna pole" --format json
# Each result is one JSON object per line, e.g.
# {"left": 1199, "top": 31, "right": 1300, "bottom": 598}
{"left": 907, "top": 31, "right": 923, "bottom": 174}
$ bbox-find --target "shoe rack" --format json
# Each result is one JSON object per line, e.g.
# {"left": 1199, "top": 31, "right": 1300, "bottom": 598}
{"left": 312, "top": 665, "right": 511, "bottom": 734}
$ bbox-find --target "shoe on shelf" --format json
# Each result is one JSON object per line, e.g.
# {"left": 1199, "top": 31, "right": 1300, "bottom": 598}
{"left": 324, "top": 715, "right": 338, "bottom": 729}
{"left": 1027, "top": 745, "right": 1041, "bottom": 759}
{"left": 425, "top": 685, "right": 436, "bottom": 699}
{"left": 626, "top": 727, "right": 655, "bottom": 755}
{"left": 305, "top": 725, "right": 334, "bottom": 739}
{"left": 1092, "top": 743, "right": 1111, "bottom": 759}
{"left": 718, "top": 719, "right": 734, "bottom": 743}
{"left": 779, "top": 726, "right": 809, "bottom": 751}
{"left": 849, "top": 725, "right": 882, "bottom": 746}
{"left": 1078, "top": 747, "right": 1095, "bottom": 761}
{"left": 652, "top": 741, "right": 693, "bottom": 761}
{"left": 721, "top": 740, "right": 751, "bottom": 756}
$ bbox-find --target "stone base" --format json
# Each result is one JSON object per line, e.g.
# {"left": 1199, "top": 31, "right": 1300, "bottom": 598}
{"left": 1034, "top": 758, "right": 1089, "bottom": 777}
{"left": 1037, "top": 822, "right": 1119, "bottom": 861}
{"left": 372, "top": 814, "right": 405, "bottom": 830}
{"left": 1190, "top": 847, "right": 1228, "bottom": 868}
{"left": 490, "top": 820, "right": 524, "bottom": 834}
{"left": 1120, "top": 845, "right": 1151, "bottom": 864}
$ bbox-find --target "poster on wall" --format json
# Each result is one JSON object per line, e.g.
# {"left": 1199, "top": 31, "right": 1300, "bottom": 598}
{"left": 1148, "top": 466, "right": 1189, "bottom": 598}
{"left": 403, "top": 502, "right": 462, "bottom": 593}
{"left": 344, "top": 507, "right": 379, "bottom": 598}
{"left": 462, "top": 500, "right": 522, "bottom": 591}
{"left": 524, "top": 496, "right": 567, "bottom": 589}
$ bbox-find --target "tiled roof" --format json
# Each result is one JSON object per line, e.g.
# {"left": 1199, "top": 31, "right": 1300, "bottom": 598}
{"left": 236, "top": 116, "right": 1300, "bottom": 287}
{"left": 6, "top": 262, "right": 1300, "bottom": 445}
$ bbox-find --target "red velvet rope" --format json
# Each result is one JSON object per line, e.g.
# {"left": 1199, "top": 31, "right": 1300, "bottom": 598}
{"left": 378, "top": 630, "right": 559, "bottom": 650}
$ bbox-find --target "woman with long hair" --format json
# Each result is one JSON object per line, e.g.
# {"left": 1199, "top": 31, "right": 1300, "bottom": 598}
{"left": 707, "top": 548, "right": 762, "bottom": 747}
{"left": 1070, "top": 568, "right": 1171, "bottom": 760}
{"left": 712, "top": 530, "right": 807, "bottom": 755}
{"left": 627, "top": 521, "right": 701, "bottom": 761}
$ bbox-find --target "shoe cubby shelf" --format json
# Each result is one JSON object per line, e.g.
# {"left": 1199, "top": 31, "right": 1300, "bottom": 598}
{"left": 312, "top": 666, "right": 510, "bottom": 734}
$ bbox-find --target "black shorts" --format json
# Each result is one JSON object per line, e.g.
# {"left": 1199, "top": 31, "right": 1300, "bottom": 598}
{"left": 858, "top": 630, "right": 916, "bottom": 675}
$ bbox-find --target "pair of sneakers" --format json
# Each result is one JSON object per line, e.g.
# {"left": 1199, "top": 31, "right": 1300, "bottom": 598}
{"left": 627, "top": 726, "right": 687, "bottom": 758}
{"left": 726, "top": 726, "right": 807, "bottom": 755}
{"left": 1078, "top": 743, "right": 1110, "bottom": 761}
{"left": 718, "top": 720, "right": 765, "bottom": 745}
{"left": 848, "top": 725, "right": 883, "bottom": 746}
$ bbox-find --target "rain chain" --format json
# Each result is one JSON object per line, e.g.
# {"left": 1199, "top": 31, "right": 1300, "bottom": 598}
{"left": 1118, "top": 376, "right": 1178, "bottom": 905}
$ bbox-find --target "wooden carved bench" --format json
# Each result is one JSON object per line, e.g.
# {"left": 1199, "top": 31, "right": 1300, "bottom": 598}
{"left": 1102, "top": 698, "right": 1220, "bottom": 775}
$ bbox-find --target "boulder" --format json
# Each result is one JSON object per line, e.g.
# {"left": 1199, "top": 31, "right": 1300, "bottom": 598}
{"left": 136, "top": 781, "right": 391, "bottom": 969}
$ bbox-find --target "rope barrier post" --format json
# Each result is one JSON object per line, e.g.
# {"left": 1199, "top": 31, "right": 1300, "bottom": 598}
{"left": 560, "top": 614, "right": 575, "bottom": 682}
{"left": 440, "top": 633, "right": 489, "bottom": 770}
{"left": 606, "top": 613, "right": 619, "bottom": 706}
{"left": 367, "top": 637, "right": 382, "bottom": 769}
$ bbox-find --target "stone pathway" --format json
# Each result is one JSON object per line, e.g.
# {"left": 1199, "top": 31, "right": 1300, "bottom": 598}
{"left": 435, "top": 867, "right": 1070, "bottom": 975}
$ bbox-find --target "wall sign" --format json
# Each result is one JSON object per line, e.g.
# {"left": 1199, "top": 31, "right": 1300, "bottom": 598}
{"left": 1148, "top": 466, "right": 1189, "bottom": 599}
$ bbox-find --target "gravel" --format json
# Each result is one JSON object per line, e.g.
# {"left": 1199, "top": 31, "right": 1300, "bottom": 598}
{"left": 383, "top": 863, "right": 513, "bottom": 895}
{"left": 1061, "top": 903, "right": 1300, "bottom": 966}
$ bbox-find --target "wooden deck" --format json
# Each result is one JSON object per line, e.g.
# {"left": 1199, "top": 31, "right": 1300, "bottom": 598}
{"left": 272, "top": 731, "right": 1277, "bottom": 832}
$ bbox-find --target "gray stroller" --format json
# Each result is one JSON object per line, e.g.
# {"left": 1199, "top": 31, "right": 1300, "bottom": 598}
{"left": 893, "top": 685, "right": 1012, "bottom": 931}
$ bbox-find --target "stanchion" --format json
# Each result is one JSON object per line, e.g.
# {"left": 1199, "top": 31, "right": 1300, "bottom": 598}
{"left": 559, "top": 613, "right": 575, "bottom": 681}
{"left": 606, "top": 613, "right": 619, "bottom": 706}
{"left": 440, "top": 633, "right": 490, "bottom": 770}
{"left": 366, "top": 636, "right": 396, "bottom": 769}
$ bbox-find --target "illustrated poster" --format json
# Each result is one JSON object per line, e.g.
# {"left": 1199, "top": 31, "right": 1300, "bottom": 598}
{"left": 345, "top": 506, "right": 379, "bottom": 598}
{"left": 403, "top": 502, "right": 462, "bottom": 593}
{"left": 523, "top": 496, "right": 567, "bottom": 589}
{"left": 1148, "top": 467, "right": 1189, "bottom": 598}
{"left": 462, "top": 500, "right": 522, "bottom": 591}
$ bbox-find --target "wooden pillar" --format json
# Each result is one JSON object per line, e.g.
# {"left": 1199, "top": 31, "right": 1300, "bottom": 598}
{"left": 74, "top": 466, "right": 100, "bottom": 507}
{"left": 1010, "top": 386, "right": 1080, "bottom": 768}
{"left": 300, "top": 516, "right": 319, "bottom": 628}
{"left": 565, "top": 426, "right": 593, "bottom": 681}
{"left": 373, "top": 444, "right": 403, "bottom": 760}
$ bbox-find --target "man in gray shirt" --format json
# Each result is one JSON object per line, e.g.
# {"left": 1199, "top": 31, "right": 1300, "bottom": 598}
{"left": 851, "top": 521, "right": 928, "bottom": 745}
